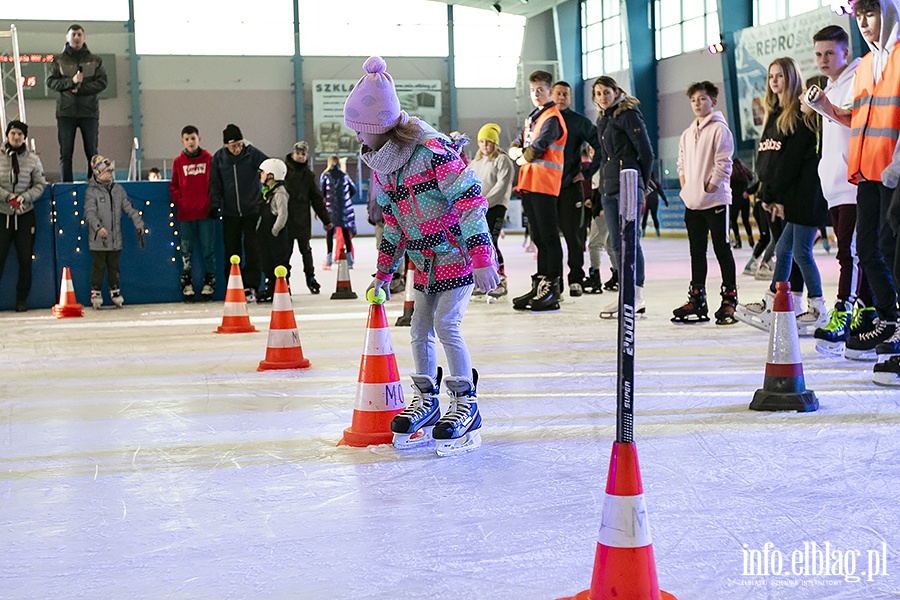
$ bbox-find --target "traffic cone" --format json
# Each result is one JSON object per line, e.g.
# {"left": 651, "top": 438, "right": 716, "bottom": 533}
{"left": 258, "top": 265, "right": 310, "bottom": 371}
{"left": 395, "top": 259, "right": 416, "bottom": 327}
{"left": 338, "top": 298, "right": 405, "bottom": 447}
{"left": 215, "top": 255, "right": 258, "bottom": 334}
{"left": 750, "top": 281, "right": 818, "bottom": 412}
{"left": 330, "top": 240, "right": 358, "bottom": 300}
{"left": 558, "top": 442, "right": 677, "bottom": 600}
{"left": 51, "top": 266, "right": 84, "bottom": 318}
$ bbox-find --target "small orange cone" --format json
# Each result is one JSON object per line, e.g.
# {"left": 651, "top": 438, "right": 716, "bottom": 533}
{"left": 258, "top": 265, "right": 310, "bottom": 371}
{"left": 395, "top": 259, "right": 416, "bottom": 327}
{"left": 51, "top": 266, "right": 84, "bottom": 318}
{"left": 750, "top": 281, "right": 818, "bottom": 412}
{"left": 338, "top": 293, "right": 405, "bottom": 447}
{"left": 559, "top": 442, "right": 677, "bottom": 600}
{"left": 215, "top": 255, "right": 258, "bottom": 334}
{"left": 330, "top": 243, "right": 358, "bottom": 300}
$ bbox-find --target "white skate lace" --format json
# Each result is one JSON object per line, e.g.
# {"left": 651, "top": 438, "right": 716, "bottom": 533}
{"left": 442, "top": 398, "right": 473, "bottom": 423}
{"left": 403, "top": 385, "right": 435, "bottom": 420}
{"left": 857, "top": 321, "right": 891, "bottom": 342}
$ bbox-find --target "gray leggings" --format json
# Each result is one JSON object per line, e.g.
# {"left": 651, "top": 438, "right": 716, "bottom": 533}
{"left": 410, "top": 284, "right": 473, "bottom": 380}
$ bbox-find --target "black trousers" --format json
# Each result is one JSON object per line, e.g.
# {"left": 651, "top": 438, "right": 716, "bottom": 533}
{"left": 0, "top": 211, "right": 36, "bottom": 302}
{"left": 557, "top": 183, "right": 586, "bottom": 284}
{"left": 684, "top": 205, "right": 736, "bottom": 289}
{"left": 90, "top": 250, "right": 121, "bottom": 290}
{"left": 856, "top": 181, "right": 898, "bottom": 320}
{"left": 485, "top": 204, "right": 507, "bottom": 275}
{"left": 521, "top": 191, "right": 562, "bottom": 280}
{"left": 288, "top": 223, "right": 316, "bottom": 279}
{"left": 222, "top": 214, "right": 261, "bottom": 291}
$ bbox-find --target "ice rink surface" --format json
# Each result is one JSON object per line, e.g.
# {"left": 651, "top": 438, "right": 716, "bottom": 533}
{"left": 2, "top": 234, "right": 899, "bottom": 599}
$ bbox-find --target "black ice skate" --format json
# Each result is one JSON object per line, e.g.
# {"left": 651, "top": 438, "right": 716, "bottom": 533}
{"left": 814, "top": 301, "right": 851, "bottom": 357}
{"left": 873, "top": 355, "right": 900, "bottom": 387}
{"left": 845, "top": 320, "right": 896, "bottom": 362}
{"left": 672, "top": 286, "right": 709, "bottom": 324}
{"left": 391, "top": 367, "right": 442, "bottom": 449}
{"left": 512, "top": 274, "right": 541, "bottom": 310}
{"left": 582, "top": 269, "right": 603, "bottom": 294}
{"left": 530, "top": 276, "right": 560, "bottom": 311}
{"left": 715, "top": 285, "right": 738, "bottom": 326}
{"left": 433, "top": 369, "right": 482, "bottom": 457}
{"left": 603, "top": 268, "right": 618, "bottom": 291}
{"left": 181, "top": 273, "right": 195, "bottom": 303}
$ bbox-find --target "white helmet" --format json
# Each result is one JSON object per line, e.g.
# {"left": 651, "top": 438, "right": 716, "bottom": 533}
{"left": 259, "top": 158, "right": 287, "bottom": 181}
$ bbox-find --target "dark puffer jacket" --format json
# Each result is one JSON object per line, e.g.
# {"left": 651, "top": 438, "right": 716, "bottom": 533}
{"left": 209, "top": 143, "right": 268, "bottom": 217}
{"left": 284, "top": 154, "right": 331, "bottom": 238}
{"left": 589, "top": 95, "right": 654, "bottom": 196}
{"left": 46, "top": 43, "right": 108, "bottom": 119}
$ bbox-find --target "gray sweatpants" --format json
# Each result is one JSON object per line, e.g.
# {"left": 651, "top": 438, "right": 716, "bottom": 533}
{"left": 410, "top": 284, "right": 474, "bottom": 380}
{"left": 588, "top": 215, "right": 615, "bottom": 271}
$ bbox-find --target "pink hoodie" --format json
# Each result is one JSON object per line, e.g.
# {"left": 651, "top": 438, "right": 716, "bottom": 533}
{"left": 677, "top": 110, "right": 734, "bottom": 210}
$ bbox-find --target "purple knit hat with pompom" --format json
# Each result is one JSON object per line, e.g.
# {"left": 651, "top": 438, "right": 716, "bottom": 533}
{"left": 343, "top": 56, "right": 409, "bottom": 134}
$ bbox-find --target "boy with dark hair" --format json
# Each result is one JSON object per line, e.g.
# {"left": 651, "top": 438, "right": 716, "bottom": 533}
{"left": 509, "top": 70, "right": 568, "bottom": 311}
{"left": 672, "top": 81, "right": 737, "bottom": 325}
{"left": 171, "top": 125, "right": 216, "bottom": 301}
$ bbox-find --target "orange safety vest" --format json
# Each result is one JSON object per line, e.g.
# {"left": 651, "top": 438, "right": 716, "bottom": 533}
{"left": 517, "top": 105, "right": 568, "bottom": 196}
{"left": 848, "top": 48, "right": 900, "bottom": 184}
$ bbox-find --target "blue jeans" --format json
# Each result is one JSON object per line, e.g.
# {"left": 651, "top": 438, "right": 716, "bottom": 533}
{"left": 57, "top": 117, "right": 99, "bottom": 182}
{"left": 410, "top": 284, "right": 473, "bottom": 380}
{"left": 770, "top": 222, "right": 822, "bottom": 297}
{"left": 601, "top": 192, "right": 645, "bottom": 287}
{"left": 180, "top": 219, "right": 216, "bottom": 276}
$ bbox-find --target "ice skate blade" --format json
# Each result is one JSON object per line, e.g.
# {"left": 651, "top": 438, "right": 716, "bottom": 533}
{"left": 435, "top": 430, "right": 482, "bottom": 457}
{"left": 392, "top": 427, "right": 435, "bottom": 450}
{"left": 734, "top": 310, "right": 770, "bottom": 332}
{"left": 671, "top": 315, "right": 710, "bottom": 324}
{"left": 815, "top": 340, "right": 846, "bottom": 357}
{"left": 844, "top": 348, "right": 878, "bottom": 361}
{"left": 872, "top": 372, "right": 900, "bottom": 386}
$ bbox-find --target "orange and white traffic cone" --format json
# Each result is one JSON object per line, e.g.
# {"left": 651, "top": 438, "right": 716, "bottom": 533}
{"left": 338, "top": 295, "right": 405, "bottom": 447}
{"left": 750, "top": 281, "right": 818, "bottom": 412}
{"left": 395, "top": 259, "right": 416, "bottom": 327}
{"left": 559, "top": 442, "right": 677, "bottom": 600}
{"left": 215, "top": 255, "right": 258, "bottom": 334}
{"left": 51, "top": 266, "right": 84, "bottom": 318}
{"left": 330, "top": 244, "right": 357, "bottom": 300}
{"left": 258, "top": 265, "right": 310, "bottom": 371}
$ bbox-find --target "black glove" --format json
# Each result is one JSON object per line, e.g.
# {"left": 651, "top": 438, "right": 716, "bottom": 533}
{"left": 206, "top": 206, "right": 219, "bottom": 220}
{"left": 137, "top": 229, "right": 145, "bottom": 249}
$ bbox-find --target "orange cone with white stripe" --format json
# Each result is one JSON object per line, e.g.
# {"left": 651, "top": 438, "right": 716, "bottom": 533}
{"left": 338, "top": 293, "right": 405, "bottom": 447}
{"left": 330, "top": 247, "right": 357, "bottom": 299}
{"left": 215, "top": 255, "right": 258, "bottom": 334}
{"left": 750, "top": 281, "right": 818, "bottom": 412}
{"left": 395, "top": 259, "right": 416, "bottom": 327}
{"left": 258, "top": 265, "right": 310, "bottom": 371}
{"left": 558, "top": 442, "right": 677, "bottom": 600}
{"left": 51, "top": 266, "right": 84, "bottom": 318}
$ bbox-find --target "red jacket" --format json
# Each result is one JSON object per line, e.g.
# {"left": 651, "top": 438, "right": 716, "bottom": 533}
{"left": 170, "top": 149, "right": 213, "bottom": 221}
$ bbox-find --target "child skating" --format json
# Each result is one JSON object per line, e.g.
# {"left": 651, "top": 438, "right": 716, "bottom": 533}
{"left": 344, "top": 56, "right": 499, "bottom": 456}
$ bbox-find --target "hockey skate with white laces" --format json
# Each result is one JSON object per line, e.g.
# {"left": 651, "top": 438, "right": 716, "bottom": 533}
{"left": 796, "top": 296, "right": 829, "bottom": 337}
{"left": 845, "top": 320, "right": 896, "bottom": 361}
{"left": 390, "top": 367, "right": 442, "bottom": 449}
{"left": 814, "top": 301, "right": 851, "bottom": 357}
{"left": 433, "top": 369, "right": 482, "bottom": 457}
{"left": 873, "top": 355, "right": 900, "bottom": 386}
{"left": 734, "top": 290, "right": 775, "bottom": 331}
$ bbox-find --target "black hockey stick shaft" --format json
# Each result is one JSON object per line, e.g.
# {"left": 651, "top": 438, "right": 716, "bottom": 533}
{"left": 616, "top": 169, "right": 639, "bottom": 444}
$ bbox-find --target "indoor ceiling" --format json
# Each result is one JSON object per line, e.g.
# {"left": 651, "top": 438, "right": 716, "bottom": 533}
{"left": 432, "top": 0, "right": 565, "bottom": 18}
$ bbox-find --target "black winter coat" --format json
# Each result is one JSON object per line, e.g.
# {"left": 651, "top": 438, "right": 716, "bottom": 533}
{"left": 590, "top": 96, "right": 654, "bottom": 196}
{"left": 284, "top": 155, "right": 330, "bottom": 238}
{"left": 755, "top": 107, "right": 824, "bottom": 227}
{"left": 209, "top": 144, "right": 268, "bottom": 217}
{"left": 46, "top": 43, "right": 108, "bottom": 119}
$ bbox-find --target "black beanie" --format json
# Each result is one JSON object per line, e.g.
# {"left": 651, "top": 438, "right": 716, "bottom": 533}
{"left": 6, "top": 120, "right": 27, "bottom": 137}
{"left": 222, "top": 124, "right": 243, "bottom": 144}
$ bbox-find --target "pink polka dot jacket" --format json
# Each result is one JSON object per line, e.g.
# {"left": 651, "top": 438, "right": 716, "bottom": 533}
{"left": 362, "top": 121, "right": 497, "bottom": 294}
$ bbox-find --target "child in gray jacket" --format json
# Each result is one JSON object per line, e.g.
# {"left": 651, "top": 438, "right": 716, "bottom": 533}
{"left": 84, "top": 155, "right": 144, "bottom": 308}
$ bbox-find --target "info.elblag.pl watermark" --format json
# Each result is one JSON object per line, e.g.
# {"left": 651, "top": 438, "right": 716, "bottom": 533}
{"left": 739, "top": 541, "right": 890, "bottom": 587}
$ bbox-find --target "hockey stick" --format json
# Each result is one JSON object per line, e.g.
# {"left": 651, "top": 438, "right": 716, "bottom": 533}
{"left": 616, "top": 169, "right": 639, "bottom": 444}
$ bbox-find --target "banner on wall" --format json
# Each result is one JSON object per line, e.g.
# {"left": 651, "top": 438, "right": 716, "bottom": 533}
{"left": 733, "top": 8, "right": 850, "bottom": 144}
{"left": 311, "top": 80, "right": 441, "bottom": 158}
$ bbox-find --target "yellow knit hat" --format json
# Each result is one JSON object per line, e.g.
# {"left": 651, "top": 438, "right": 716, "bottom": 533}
{"left": 477, "top": 123, "right": 501, "bottom": 146}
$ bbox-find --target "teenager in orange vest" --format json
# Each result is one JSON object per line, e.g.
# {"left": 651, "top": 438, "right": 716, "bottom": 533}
{"left": 509, "top": 70, "right": 568, "bottom": 312}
